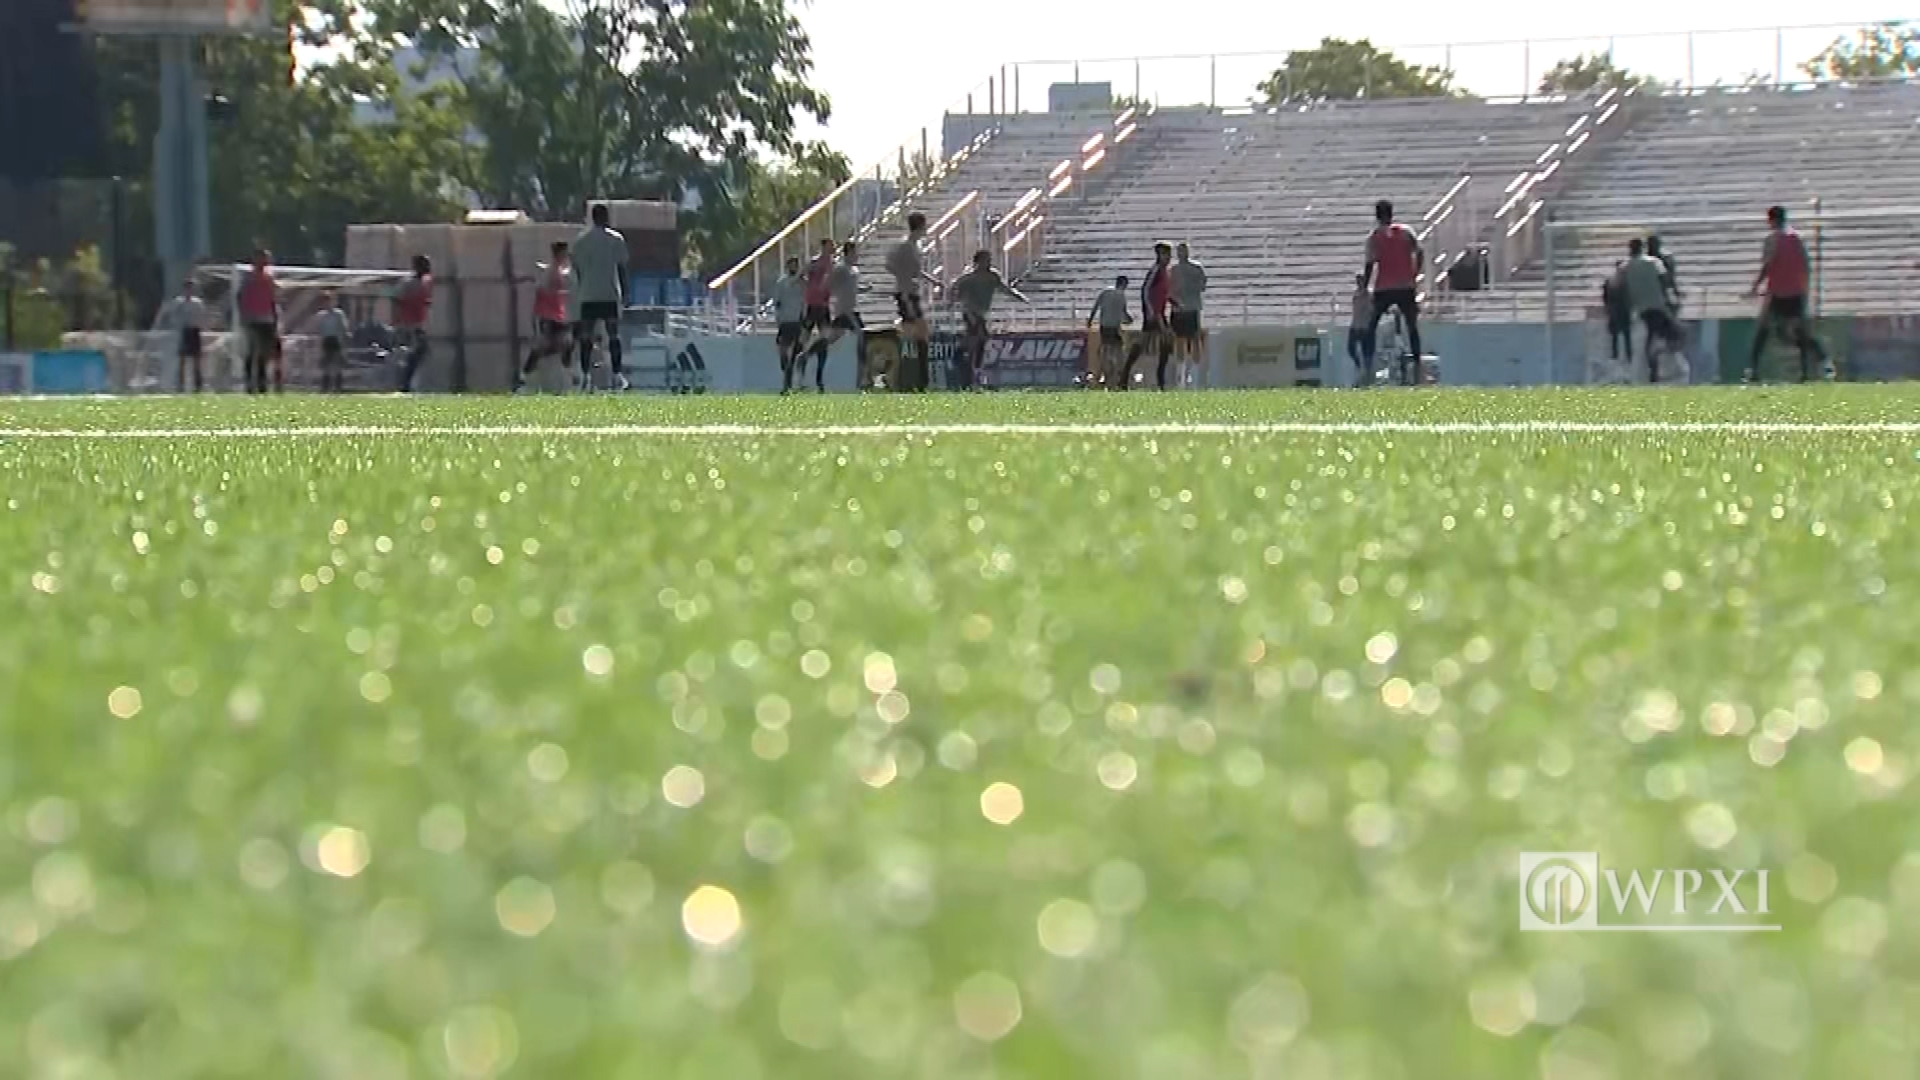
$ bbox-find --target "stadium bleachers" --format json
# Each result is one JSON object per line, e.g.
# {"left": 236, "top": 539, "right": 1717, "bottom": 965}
{"left": 1481, "top": 81, "right": 1920, "bottom": 319}
{"left": 735, "top": 80, "right": 1920, "bottom": 332}
{"left": 1019, "top": 98, "right": 1591, "bottom": 323}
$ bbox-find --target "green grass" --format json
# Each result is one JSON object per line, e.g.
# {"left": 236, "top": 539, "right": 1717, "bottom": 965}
{"left": 2, "top": 388, "right": 1919, "bottom": 1079}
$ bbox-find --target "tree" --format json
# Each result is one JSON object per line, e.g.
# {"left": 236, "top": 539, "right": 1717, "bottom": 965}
{"left": 1535, "top": 53, "right": 1661, "bottom": 97}
{"left": 681, "top": 142, "right": 850, "bottom": 277}
{"left": 1258, "top": 39, "right": 1455, "bottom": 104}
{"left": 1804, "top": 21, "right": 1920, "bottom": 80}
{"left": 375, "top": 0, "right": 831, "bottom": 223}
{"left": 84, "top": 0, "right": 470, "bottom": 311}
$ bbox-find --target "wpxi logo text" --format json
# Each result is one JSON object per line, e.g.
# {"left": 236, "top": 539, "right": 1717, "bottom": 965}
{"left": 1519, "top": 852, "right": 1780, "bottom": 933}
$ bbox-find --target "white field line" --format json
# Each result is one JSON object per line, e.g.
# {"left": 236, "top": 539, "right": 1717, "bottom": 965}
{"left": 0, "top": 421, "right": 1918, "bottom": 439}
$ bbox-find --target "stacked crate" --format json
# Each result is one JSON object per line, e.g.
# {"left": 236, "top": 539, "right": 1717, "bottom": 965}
{"left": 346, "top": 221, "right": 576, "bottom": 392}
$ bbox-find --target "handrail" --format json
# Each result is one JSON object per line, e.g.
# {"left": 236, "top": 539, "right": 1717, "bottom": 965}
{"left": 707, "top": 174, "right": 864, "bottom": 291}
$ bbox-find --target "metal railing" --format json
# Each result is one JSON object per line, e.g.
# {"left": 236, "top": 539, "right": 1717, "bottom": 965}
{"left": 990, "top": 106, "right": 1153, "bottom": 287}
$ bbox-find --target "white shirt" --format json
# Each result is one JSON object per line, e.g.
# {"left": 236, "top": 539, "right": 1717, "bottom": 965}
{"left": 154, "top": 295, "right": 208, "bottom": 332}
{"left": 829, "top": 262, "right": 862, "bottom": 317}
{"left": 1092, "top": 287, "right": 1130, "bottom": 328}
{"left": 1170, "top": 260, "right": 1208, "bottom": 312}
{"left": 886, "top": 238, "right": 925, "bottom": 296}
{"left": 771, "top": 275, "right": 808, "bottom": 324}
{"left": 571, "top": 225, "right": 627, "bottom": 305}
{"left": 314, "top": 307, "right": 351, "bottom": 341}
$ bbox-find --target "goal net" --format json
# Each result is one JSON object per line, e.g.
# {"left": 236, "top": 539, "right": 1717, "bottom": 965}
{"left": 70, "top": 265, "right": 412, "bottom": 393}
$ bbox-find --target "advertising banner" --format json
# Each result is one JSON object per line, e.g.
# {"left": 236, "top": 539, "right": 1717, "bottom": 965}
{"left": 1212, "top": 327, "right": 1325, "bottom": 388}
{"left": 929, "top": 332, "right": 1089, "bottom": 390}
{"left": 1845, "top": 315, "right": 1920, "bottom": 381}
{"left": 0, "top": 354, "right": 30, "bottom": 395}
{"left": 31, "top": 351, "right": 111, "bottom": 394}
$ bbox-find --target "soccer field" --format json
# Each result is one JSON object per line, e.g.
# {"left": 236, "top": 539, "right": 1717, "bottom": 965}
{"left": 3, "top": 388, "right": 1918, "bottom": 1078}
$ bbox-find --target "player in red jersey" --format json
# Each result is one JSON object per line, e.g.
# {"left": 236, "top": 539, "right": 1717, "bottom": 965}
{"left": 798, "top": 237, "right": 836, "bottom": 389}
{"left": 519, "top": 241, "right": 573, "bottom": 391}
{"left": 1361, "top": 199, "right": 1424, "bottom": 385}
{"left": 1747, "top": 205, "right": 1828, "bottom": 382}
{"left": 1122, "top": 242, "right": 1175, "bottom": 389}
{"left": 396, "top": 255, "right": 435, "bottom": 392}
{"left": 237, "top": 250, "right": 279, "bottom": 395}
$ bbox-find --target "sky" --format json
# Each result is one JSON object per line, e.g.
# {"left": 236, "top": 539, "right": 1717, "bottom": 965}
{"left": 794, "top": 2, "right": 1906, "bottom": 168}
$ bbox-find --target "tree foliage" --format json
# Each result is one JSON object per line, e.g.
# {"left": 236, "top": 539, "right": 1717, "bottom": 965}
{"left": 1258, "top": 39, "right": 1456, "bottom": 104}
{"left": 86, "top": 0, "right": 470, "bottom": 304}
{"left": 1804, "top": 22, "right": 1920, "bottom": 80}
{"left": 1535, "top": 53, "right": 1662, "bottom": 97}
{"left": 682, "top": 142, "right": 851, "bottom": 277}
{"left": 372, "top": 0, "right": 832, "bottom": 230}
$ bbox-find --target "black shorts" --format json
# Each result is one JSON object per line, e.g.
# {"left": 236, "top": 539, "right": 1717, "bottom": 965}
{"left": 962, "top": 312, "right": 989, "bottom": 339}
{"left": 1767, "top": 295, "right": 1808, "bottom": 321}
{"left": 1170, "top": 311, "right": 1202, "bottom": 340}
{"left": 776, "top": 322, "right": 804, "bottom": 348}
{"left": 179, "top": 327, "right": 203, "bottom": 357}
{"left": 1640, "top": 309, "right": 1682, "bottom": 343}
{"left": 831, "top": 313, "right": 863, "bottom": 332}
{"left": 539, "top": 318, "right": 570, "bottom": 340}
{"left": 576, "top": 301, "right": 620, "bottom": 328}
{"left": 1142, "top": 316, "right": 1167, "bottom": 336}
{"left": 246, "top": 322, "right": 278, "bottom": 356}
{"left": 1099, "top": 327, "right": 1124, "bottom": 347}
{"left": 1373, "top": 288, "right": 1419, "bottom": 321}
{"left": 321, "top": 336, "right": 345, "bottom": 367}
{"left": 894, "top": 292, "right": 925, "bottom": 323}
{"left": 804, "top": 305, "right": 831, "bottom": 331}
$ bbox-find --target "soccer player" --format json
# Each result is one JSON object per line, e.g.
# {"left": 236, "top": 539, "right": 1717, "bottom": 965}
{"left": 772, "top": 257, "right": 808, "bottom": 392}
{"left": 1169, "top": 243, "right": 1208, "bottom": 387}
{"left": 396, "top": 255, "right": 435, "bottom": 393}
{"left": 948, "top": 250, "right": 1030, "bottom": 390}
{"left": 1086, "top": 275, "right": 1132, "bottom": 387}
{"left": 824, "top": 241, "right": 866, "bottom": 393}
{"left": 886, "top": 212, "right": 941, "bottom": 390}
{"left": 797, "top": 237, "right": 835, "bottom": 382}
{"left": 1747, "top": 204, "right": 1828, "bottom": 382}
{"left": 1647, "top": 234, "right": 1680, "bottom": 307}
{"left": 1601, "top": 259, "right": 1632, "bottom": 363}
{"left": 520, "top": 241, "right": 573, "bottom": 391}
{"left": 153, "top": 278, "right": 209, "bottom": 393}
{"left": 313, "top": 290, "right": 351, "bottom": 394}
{"left": 572, "top": 203, "right": 629, "bottom": 391}
{"left": 1122, "top": 242, "right": 1175, "bottom": 390}
{"left": 1347, "top": 273, "right": 1375, "bottom": 384}
{"left": 1613, "top": 238, "right": 1684, "bottom": 383}
{"left": 1362, "top": 199, "right": 1424, "bottom": 384}
{"left": 237, "top": 250, "right": 279, "bottom": 395}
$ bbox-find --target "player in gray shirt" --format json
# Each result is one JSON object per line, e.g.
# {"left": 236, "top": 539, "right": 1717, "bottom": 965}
{"left": 1610, "top": 237, "right": 1684, "bottom": 382}
{"left": 884, "top": 212, "right": 941, "bottom": 387}
{"left": 1086, "top": 275, "right": 1134, "bottom": 388}
{"left": 571, "top": 203, "right": 629, "bottom": 390}
{"left": 1169, "top": 243, "right": 1208, "bottom": 387}
{"left": 312, "top": 290, "right": 352, "bottom": 394}
{"left": 808, "top": 241, "right": 866, "bottom": 394}
{"left": 771, "top": 257, "right": 809, "bottom": 392}
{"left": 948, "top": 250, "right": 1030, "bottom": 390}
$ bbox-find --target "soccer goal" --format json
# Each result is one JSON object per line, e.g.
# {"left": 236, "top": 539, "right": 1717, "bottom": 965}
{"left": 76, "top": 265, "right": 415, "bottom": 393}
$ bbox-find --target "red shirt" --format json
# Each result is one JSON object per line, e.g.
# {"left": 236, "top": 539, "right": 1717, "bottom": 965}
{"left": 1368, "top": 224, "right": 1419, "bottom": 291}
{"left": 396, "top": 274, "right": 433, "bottom": 328}
{"left": 533, "top": 264, "right": 570, "bottom": 323}
{"left": 1142, "top": 262, "right": 1172, "bottom": 319}
{"left": 238, "top": 268, "right": 277, "bottom": 323}
{"left": 1761, "top": 228, "right": 1810, "bottom": 298}
{"left": 805, "top": 255, "right": 833, "bottom": 307}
